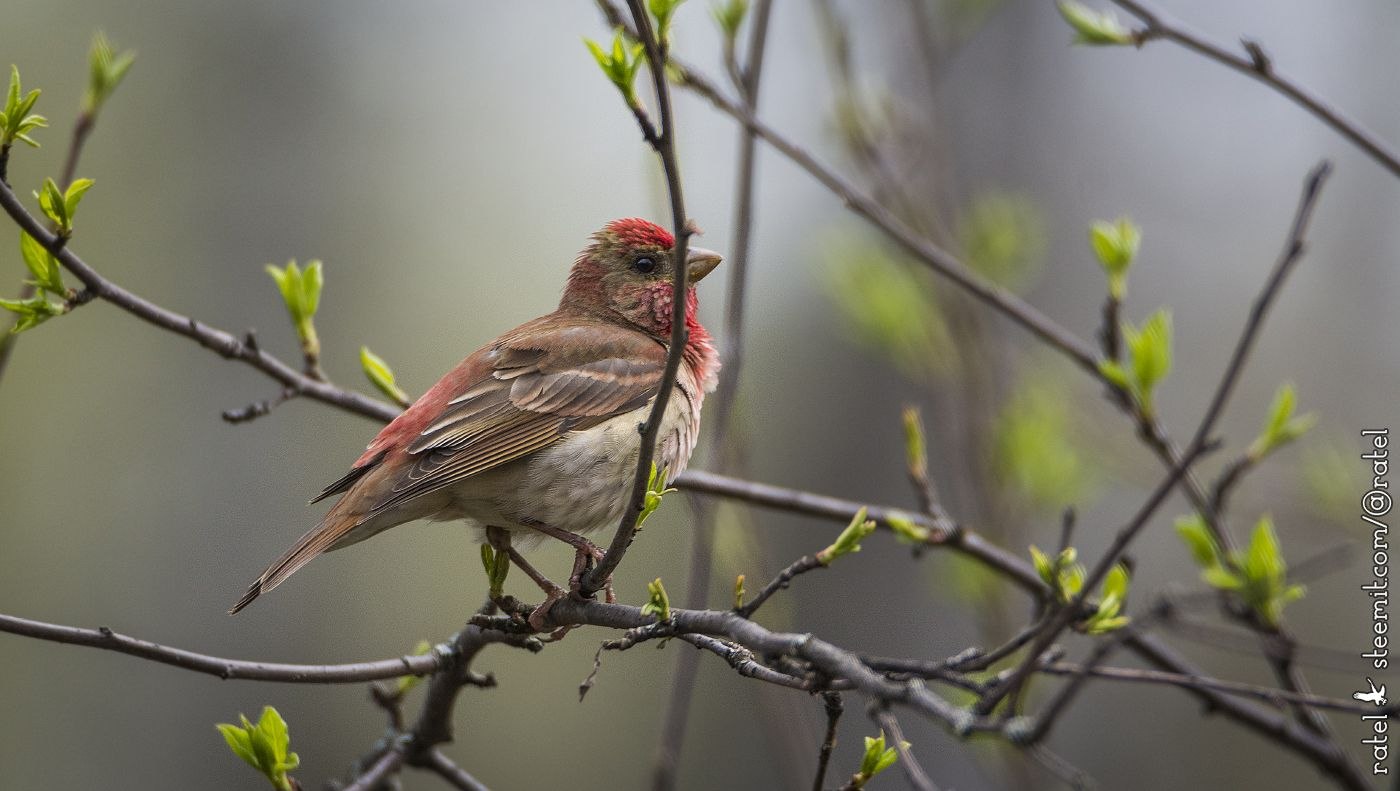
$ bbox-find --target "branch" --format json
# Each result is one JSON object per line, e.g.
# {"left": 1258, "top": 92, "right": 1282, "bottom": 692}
{"left": 596, "top": 1, "right": 1101, "bottom": 378}
{"left": 676, "top": 469, "right": 1041, "bottom": 594}
{"left": 0, "top": 611, "right": 464, "bottom": 682}
{"left": 812, "top": 692, "right": 844, "bottom": 791}
{"left": 0, "top": 96, "right": 99, "bottom": 383}
{"left": 0, "top": 175, "right": 400, "bottom": 425}
{"left": 654, "top": 2, "right": 775, "bottom": 785}
{"left": 581, "top": 0, "right": 693, "bottom": 597}
{"left": 1110, "top": 0, "right": 1400, "bottom": 179}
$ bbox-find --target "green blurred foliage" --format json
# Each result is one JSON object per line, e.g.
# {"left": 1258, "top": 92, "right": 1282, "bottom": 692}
{"left": 957, "top": 191, "right": 1046, "bottom": 291}
{"left": 993, "top": 374, "right": 1096, "bottom": 513}
{"left": 1301, "top": 442, "right": 1364, "bottom": 524}
{"left": 822, "top": 237, "right": 959, "bottom": 380}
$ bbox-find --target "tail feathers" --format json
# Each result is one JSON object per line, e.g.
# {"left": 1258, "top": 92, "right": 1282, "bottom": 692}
{"left": 228, "top": 510, "right": 363, "bottom": 615}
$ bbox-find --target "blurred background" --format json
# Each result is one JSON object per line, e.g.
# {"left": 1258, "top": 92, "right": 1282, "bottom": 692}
{"left": 1, "top": 0, "right": 1397, "bottom": 788}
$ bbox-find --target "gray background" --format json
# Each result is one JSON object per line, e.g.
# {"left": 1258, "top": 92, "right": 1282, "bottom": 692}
{"left": 1, "top": 1, "right": 1395, "bottom": 789}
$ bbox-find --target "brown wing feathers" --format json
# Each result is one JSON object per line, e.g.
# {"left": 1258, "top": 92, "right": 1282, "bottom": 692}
{"left": 230, "top": 319, "right": 668, "bottom": 614}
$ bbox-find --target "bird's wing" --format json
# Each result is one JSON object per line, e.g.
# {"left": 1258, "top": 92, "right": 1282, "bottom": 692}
{"left": 363, "top": 319, "right": 668, "bottom": 516}
{"left": 230, "top": 318, "right": 668, "bottom": 614}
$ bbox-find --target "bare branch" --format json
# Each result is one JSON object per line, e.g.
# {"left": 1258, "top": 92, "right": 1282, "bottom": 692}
{"left": 581, "top": 0, "right": 693, "bottom": 597}
{"left": 1110, "top": 0, "right": 1400, "bottom": 179}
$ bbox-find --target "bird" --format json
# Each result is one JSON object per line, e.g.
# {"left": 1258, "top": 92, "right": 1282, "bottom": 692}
{"left": 229, "top": 218, "right": 721, "bottom": 626}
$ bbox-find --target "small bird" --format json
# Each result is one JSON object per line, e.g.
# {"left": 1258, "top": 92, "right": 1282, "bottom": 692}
{"left": 230, "top": 218, "right": 721, "bottom": 623}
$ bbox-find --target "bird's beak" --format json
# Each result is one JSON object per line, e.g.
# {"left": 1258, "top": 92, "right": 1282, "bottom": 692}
{"left": 686, "top": 247, "right": 723, "bottom": 282}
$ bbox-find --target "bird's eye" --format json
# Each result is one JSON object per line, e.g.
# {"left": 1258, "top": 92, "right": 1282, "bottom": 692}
{"left": 632, "top": 256, "right": 657, "bottom": 274}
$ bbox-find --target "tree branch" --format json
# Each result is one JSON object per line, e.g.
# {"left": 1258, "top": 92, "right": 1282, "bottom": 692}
{"left": 1110, "top": 0, "right": 1400, "bottom": 179}
{"left": 581, "top": 0, "right": 693, "bottom": 597}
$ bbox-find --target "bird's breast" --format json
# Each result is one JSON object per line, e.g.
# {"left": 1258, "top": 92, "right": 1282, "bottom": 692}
{"left": 506, "top": 364, "right": 706, "bottom": 536}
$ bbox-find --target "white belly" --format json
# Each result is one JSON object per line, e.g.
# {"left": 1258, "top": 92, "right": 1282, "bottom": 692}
{"left": 429, "top": 376, "right": 702, "bottom": 550}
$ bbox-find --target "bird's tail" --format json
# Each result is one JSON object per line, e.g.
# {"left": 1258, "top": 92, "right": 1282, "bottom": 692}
{"left": 228, "top": 505, "right": 365, "bottom": 614}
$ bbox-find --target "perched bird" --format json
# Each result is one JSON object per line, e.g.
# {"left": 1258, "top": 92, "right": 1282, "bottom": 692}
{"left": 230, "top": 218, "right": 721, "bottom": 623}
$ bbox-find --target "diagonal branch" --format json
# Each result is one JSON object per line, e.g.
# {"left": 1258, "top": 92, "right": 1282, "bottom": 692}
{"left": 0, "top": 175, "right": 400, "bottom": 424}
{"left": 1110, "top": 0, "right": 1400, "bottom": 179}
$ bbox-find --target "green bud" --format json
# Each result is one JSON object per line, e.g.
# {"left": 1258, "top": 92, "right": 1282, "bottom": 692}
{"left": 648, "top": 0, "right": 686, "bottom": 42}
{"left": 853, "top": 731, "right": 904, "bottom": 787}
{"left": 585, "top": 32, "right": 646, "bottom": 108}
{"left": 711, "top": 0, "right": 748, "bottom": 41}
{"left": 817, "top": 507, "right": 876, "bottom": 566}
{"left": 1082, "top": 564, "right": 1131, "bottom": 634}
{"left": 83, "top": 32, "right": 136, "bottom": 117}
{"left": 1089, "top": 216, "right": 1140, "bottom": 298}
{"left": 215, "top": 706, "right": 300, "bottom": 791}
{"left": 636, "top": 462, "right": 676, "bottom": 530}
{"left": 1120, "top": 309, "right": 1172, "bottom": 415}
{"left": 359, "top": 346, "right": 411, "bottom": 407}
{"left": 1174, "top": 514, "right": 1219, "bottom": 568}
{"left": 265, "top": 259, "right": 324, "bottom": 360}
{"left": 395, "top": 640, "right": 434, "bottom": 696}
{"left": 0, "top": 292, "right": 63, "bottom": 333}
{"left": 733, "top": 573, "right": 746, "bottom": 609}
{"left": 885, "top": 512, "right": 930, "bottom": 545}
{"left": 480, "top": 545, "right": 510, "bottom": 598}
{"left": 901, "top": 405, "right": 927, "bottom": 482}
{"left": 0, "top": 65, "right": 47, "bottom": 149}
{"left": 1248, "top": 383, "right": 1316, "bottom": 460}
{"left": 19, "top": 231, "right": 65, "bottom": 296}
{"left": 642, "top": 577, "right": 672, "bottom": 621}
{"left": 1056, "top": 1, "right": 1134, "bottom": 46}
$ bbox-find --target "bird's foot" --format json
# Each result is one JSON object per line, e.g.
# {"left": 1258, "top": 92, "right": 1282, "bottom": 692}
{"left": 527, "top": 584, "right": 568, "bottom": 632}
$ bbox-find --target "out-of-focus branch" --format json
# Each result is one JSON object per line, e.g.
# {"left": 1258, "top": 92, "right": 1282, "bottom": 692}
{"left": 1110, "top": 0, "right": 1400, "bottom": 179}
{"left": 596, "top": 0, "right": 1101, "bottom": 378}
{"left": 654, "top": 2, "right": 775, "bottom": 786}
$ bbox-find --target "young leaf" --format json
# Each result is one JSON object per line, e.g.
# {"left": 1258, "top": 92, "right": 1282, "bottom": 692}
{"left": 215, "top": 706, "right": 299, "bottom": 791}
{"left": 1174, "top": 514, "right": 1219, "bottom": 568}
{"left": 19, "top": 231, "right": 64, "bottom": 295}
{"left": 648, "top": 0, "right": 686, "bottom": 41}
{"left": 816, "top": 507, "right": 876, "bottom": 565}
{"left": 395, "top": 640, "right": 434, "bottom": 696}
{"left": 36, "top": 178, "right": 68, "bottom": 232}
{"left": 84, "top": 32, "right": 137, "bottom": 116}
{"left": 885, "top": 512, "right": 930, "bottom": 545}
{"left": 359, "top": 346, "right": 410, "bottom": 406}
{"left": 642, "top": 577, "right": 672, "bottom": 621}
{"left": 63, "top": 178, "right": 95, "bottom": 223}
{"left": 712, "top": 0, "right": 749, "bottom": 40}
{"left": 1248, "top": 383, "right": 1317, "bottom": 460}
{"left": 585, "top": 32, "right": 646, "bottom": 107}
{"left": 1056, "top": 1, "right": 1134, "bottom": 45}
{"left": 1, "top": 65, "right": 47, "bottom": 149}
{"left": 636, "top": 462, "right": 677, "bottom": 530}
{"left": 1089, "top": 216, "right": 1140, "bottom": 298}
{"left": 0, "top": 292, "right": 63, "bottom": 333}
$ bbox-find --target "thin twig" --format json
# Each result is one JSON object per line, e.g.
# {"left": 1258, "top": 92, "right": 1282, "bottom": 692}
{"left": 813, "top": 692, "right": 844, "bottom": 791}
{"left": 341, "top": 748, "right": 404, "bottom": 791}
{"left": 0, "top": 174, "right": 400, "bottom": 423}
{"left": 423, "top": 750, "right": 491, "bottom": 791}
{"left": 870, "top": 705, "right": 939, "bottom": 791}
{"left": 1110, "top": 0, "right": 1400, "bottom": 179}
{"left": 654, "top": 2, "right": 776, "bottom": 786}
{"left": 581, "top": 0, "right": 693, "bottom": 597}
{"left": 735, "top": 554, "right": 824, "bottom": 619}
{"left": 0, "top": 106, "right": 97, "bottom": 384}
{"left": 0, "top": 612, "right": 462, "bottom": 682}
